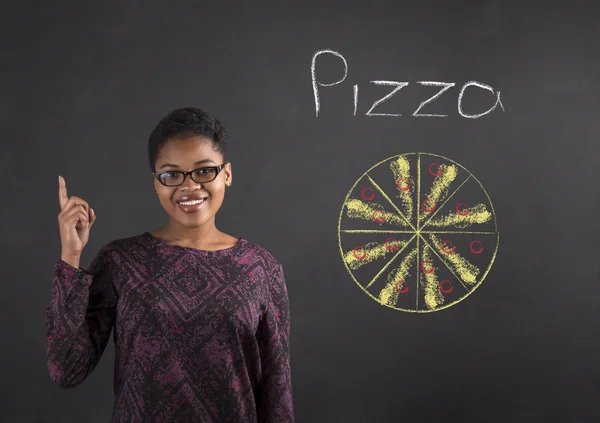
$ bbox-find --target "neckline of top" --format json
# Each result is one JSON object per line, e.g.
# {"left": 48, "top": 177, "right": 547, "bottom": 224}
{"left": 142, "top": 231, "right": 246, "bottom": 256}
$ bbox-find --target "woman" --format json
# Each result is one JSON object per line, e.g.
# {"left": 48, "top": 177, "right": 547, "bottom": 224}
{"left": 45, "top": 108, "right": 294, "bottom": 422}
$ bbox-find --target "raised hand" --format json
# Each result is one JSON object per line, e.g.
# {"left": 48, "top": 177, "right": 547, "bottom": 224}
{"left": 57, "top": 175, "right": 96, "bottom": 267}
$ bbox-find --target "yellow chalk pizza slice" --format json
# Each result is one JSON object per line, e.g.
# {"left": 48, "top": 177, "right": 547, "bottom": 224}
{"left": 339, "top": 173, "right": 414, "bottom": 231}
{"left": 364, "top": 236, "right": 419, "bottom": 311}
{"left": 366, "top": 154, "right": 418, "bottom": 226}
{"left": 420, "top": 232, "right": 499, "bottom": 292}
{"left": 417, "top": 154, "right": 470, "bottom": 228}
{"left": 416, "top": 241, "right": 469, "bottom": 311}
{"left": 420, "top": 175, "right": 497, "bottom": 233}
{"left": 339, "top": 232, "right": 417, "bottom": 292}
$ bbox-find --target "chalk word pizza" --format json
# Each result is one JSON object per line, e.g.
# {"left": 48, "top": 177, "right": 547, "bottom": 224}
{"left": 312, "top": 49, "right": 505, "bottom": 118}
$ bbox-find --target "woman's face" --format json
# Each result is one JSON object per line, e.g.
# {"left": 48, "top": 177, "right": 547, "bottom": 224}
{"left": 153, "top": 136, "right": 232, "bottom": 229}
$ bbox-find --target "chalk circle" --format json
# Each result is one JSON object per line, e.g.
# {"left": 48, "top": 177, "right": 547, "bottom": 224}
{"left": 439, "top": 280, "right": 453, "bottom": 294}
{"left": 441, "top": 240, "right": 455, "bottom": 254}
{"left": 429, "top": 162, "right": 442, "bottom": 177}
{"left": 338, "top": 152, "right": 499, "bottom": 313}
{"left": 456, "top": 202, "right": 470, "bottom": 216}
{"left": 395, "top": 280, "right": 409, "bottom": 293}
{"left": 396, "top": 177, "right": 411, "bottom": 192}
{"left": 470, "top": 240, "right": 484, "bottom": 254}
{"left": 422, "top": 198, "right": 436, "bottom": 213}
{"left": 353, "top": 246, "right": 367, "bottom": 260}
{"left": 371, "top": 210, "right": 386, "bottom": 224}
{"left": 385, "top": 237, "right": 399, "bottom": 251}
{"left": 361, "top": 187, "right": 375, "bottom": 201}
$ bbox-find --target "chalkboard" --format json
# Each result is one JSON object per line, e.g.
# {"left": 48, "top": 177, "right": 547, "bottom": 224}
{"left": 2, "top": 1, "right": 599, "bottom": 422}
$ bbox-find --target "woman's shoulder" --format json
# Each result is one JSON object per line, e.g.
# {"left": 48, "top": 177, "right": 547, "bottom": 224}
{"left": 237, "top": 237, "right": 281, "bottom": 264}
{"left": 91, "top": 232, "right": 151, "bottom": 260}
{"left": 239, "top": 239, "right": 286, "bottom": 287}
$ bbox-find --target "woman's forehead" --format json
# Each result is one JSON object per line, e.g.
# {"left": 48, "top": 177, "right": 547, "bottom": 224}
{"left": 157, "top": 136, "right": 222, "bottom": 164}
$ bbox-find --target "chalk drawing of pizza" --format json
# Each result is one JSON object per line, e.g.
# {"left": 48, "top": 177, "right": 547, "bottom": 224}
{"left": 337, "top": 153, "right": 499, "bottom": 312}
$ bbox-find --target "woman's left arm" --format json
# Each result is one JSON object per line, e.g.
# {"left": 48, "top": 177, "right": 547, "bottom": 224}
{"left": 256, "top": 262, "right": 294, "bottom": 422}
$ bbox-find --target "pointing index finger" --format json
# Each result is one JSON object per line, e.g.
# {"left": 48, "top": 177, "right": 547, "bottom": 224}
{"left": 58, "top": 175, "right": 68, "bottom": 209}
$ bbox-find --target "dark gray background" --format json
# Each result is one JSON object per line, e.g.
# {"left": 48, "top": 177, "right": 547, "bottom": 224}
{"left": 2, "top": 1, "right": 599, "bottom": 422}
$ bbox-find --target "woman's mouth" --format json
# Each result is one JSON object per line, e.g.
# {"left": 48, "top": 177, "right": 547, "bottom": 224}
{"left": 176, "top": 198, "right": 207, "bottom": 213}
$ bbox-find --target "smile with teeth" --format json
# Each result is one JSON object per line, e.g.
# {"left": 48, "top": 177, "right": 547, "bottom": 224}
{"left": 178, "top": 198, "right": 206, "bottom": 206}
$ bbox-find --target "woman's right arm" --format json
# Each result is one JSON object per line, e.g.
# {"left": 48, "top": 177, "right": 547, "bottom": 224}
{"left": 45, "top": 245, "right": 118, "bottom": 388}
{"left": 48, "top": 174, "right": 116, "bottom": 388}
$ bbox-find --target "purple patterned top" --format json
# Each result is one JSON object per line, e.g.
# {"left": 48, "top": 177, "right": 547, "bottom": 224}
{"left": 45, "top": 232, "right": 294, "bottom": 422}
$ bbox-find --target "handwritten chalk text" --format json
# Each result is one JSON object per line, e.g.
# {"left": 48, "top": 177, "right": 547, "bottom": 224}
{"left": 311, "top": 49, "right": 505, "bottom": 118}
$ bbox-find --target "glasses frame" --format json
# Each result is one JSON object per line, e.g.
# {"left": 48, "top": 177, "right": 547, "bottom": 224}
{"left": 154, "top": 162, "right": 228, "bottom": 187}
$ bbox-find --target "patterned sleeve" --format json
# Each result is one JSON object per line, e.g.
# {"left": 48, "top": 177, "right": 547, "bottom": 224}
{"left": 45, "top": 245, "right": 118, "bottom": 388}
{"left": 256, "top": 262, "right": 295, "bottom": 422}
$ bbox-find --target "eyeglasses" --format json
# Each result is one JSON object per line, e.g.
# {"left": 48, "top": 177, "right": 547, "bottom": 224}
{"left": 154, "top": 163, "right": 228, "bottom": 187}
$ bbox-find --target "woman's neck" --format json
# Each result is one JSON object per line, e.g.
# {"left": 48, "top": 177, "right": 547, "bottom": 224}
{"left": 156, "top": 221, "right": 222, "bottom": 246}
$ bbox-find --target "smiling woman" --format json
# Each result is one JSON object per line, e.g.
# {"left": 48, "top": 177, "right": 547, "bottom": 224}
{"left": 148, "top": 108, "right": 235, "bottom": 249}
{"left": 46, "top": 108, "right": 294, "bottom": 422}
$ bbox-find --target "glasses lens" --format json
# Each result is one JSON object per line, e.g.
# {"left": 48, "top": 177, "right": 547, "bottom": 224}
{"left": 160, "top": 172, "right": 184, "bottom": 186}
{"left": 192, "top": 167, "right": 217, "bottom": 183}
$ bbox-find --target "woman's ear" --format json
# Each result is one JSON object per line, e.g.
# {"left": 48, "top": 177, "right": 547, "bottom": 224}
{"left": 152, "top": 173, "right": 159, "bottom": 193}
{"left": 225, "top": 162, "right": 232, "bottom": 186}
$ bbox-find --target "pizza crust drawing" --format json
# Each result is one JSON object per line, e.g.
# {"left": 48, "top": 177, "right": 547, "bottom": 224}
{"left": 337, "top": 152, "right": 499, "bottom": 312}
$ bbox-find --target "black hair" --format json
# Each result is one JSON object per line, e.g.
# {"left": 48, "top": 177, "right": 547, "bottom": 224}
{"left": 148, "top": 107, "right": 229, "bottom": 173}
